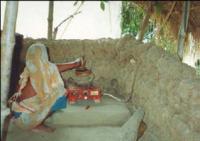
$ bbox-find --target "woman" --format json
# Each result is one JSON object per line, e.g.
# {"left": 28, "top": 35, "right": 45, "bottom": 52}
{"left": 8, "top": 43, "right": 83, "bottom": 132}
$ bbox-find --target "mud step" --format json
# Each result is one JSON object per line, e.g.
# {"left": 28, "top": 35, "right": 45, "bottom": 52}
{"left": 6, "top": 108, "right": 144, "bottom": 141}
{"left": 46, "top": 96, "right": 131, "bottom": 127}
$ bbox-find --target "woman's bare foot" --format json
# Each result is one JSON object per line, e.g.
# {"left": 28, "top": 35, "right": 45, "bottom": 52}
{"left": 32, "top": 124, "right": 56, "bottom": 133}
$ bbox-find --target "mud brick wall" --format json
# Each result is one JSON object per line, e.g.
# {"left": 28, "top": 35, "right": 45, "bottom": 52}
{"left": 23, "top": 37, "right": 200, "bottom": 141}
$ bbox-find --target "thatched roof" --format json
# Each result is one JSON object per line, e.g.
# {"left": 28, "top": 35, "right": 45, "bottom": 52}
{"left": 133, "top": 1, "right": 200, "bottom": 43}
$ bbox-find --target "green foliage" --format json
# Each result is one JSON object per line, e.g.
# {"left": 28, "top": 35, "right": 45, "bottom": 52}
{"left": 121, "top": 1, "right": 154, "bottom": 41}
{"left": 73, "top": 1, "right": 78, "bottom": 6}
{"left": 151, "top": 34, "right": 177, "bottom": 54}
{"left": 121, "top": 2, "right": 142, "bottom": 37}
{"left": 100, "top": 0, "right": 108, "bottom": 11}
{"left": 100, "top": 1, "right": 105, "bottom": 11}
{"left": 121, "top": 1, "right": 177, "bottom": 54}
{"left": 156, "top": 25, "right": 178, "bottom": 54}
{"left": 73, "top": 1, "right": 84, "bottom": 6}
{"left": 73, "top": 1, "right": 107, "bottom": 11}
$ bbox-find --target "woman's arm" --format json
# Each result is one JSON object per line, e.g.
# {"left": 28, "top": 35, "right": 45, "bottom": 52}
{"left": 56, "top": 59, "right": 81, "bottom": 72}
{"left": 18, "top": 79, "right": 37, "bottom": 102}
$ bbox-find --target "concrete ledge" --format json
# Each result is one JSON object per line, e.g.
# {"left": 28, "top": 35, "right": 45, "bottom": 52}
{"left": 7, "top": 108, "right": 144, "bottom": 141}
{"left": 46, "top": 96, "right": 131, "bottom": 126}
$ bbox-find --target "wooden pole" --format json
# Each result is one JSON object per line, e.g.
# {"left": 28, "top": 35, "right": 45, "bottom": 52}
{"left": 47, "top": 1, "right": 54, "bottom": 40}
{"left": 1, "top": 1, "right": 18, "bottom": 138}
{"left": 137, "top": 5, "right": 152, "bottom": 42}
{"left": 177, "top": 1, "right": 190, "bottom": 60}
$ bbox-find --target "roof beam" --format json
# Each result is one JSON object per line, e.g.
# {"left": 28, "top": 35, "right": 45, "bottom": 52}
{"left": 177, "top": 1, "right": 191, "bottom": 60}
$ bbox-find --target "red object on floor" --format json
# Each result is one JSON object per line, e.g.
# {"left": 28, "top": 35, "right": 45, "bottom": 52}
{"left": 66, "top": 86, "right": 101, "bottom": 104}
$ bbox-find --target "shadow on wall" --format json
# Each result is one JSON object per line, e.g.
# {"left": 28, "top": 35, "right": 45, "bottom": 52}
{"left": 0, "top": 30, "right": 24, "bottom": 99}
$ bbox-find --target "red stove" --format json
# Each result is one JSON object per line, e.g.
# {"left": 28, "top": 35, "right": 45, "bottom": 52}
{"left": 66, "top": 86, "right": 101, "bottom": 104}
{"left": 65, "top": 57, "right": 102, "bottom": 104}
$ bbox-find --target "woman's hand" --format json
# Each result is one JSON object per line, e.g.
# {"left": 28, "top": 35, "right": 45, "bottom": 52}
{"left": 80, "top": 56, "right": 86, "bottom": 67}
{"left": 74, "top": 56, "right": 86, "bottom": 68}
{"left": 8, "top": 92, "right": 21, "bottom": 107}
{"left": 74, "top": 58, "right": 81, "bottom": 68}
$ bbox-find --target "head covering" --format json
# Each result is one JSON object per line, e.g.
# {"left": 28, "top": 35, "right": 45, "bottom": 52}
{"left": 20, "top": 43, "right": 65, "bottom": 101}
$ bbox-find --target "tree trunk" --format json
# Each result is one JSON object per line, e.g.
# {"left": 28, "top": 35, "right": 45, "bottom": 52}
{"left": 47, "top": 1, "right": 54, "bottom": 40}
{"left": 137, "top": 6, "right": 152, "bottom": 42}
{"left": 177, "top": 1, "right": 190, "bottom": 60}
{"left": 1, "top": 1, "right": 18, "bottom": 138}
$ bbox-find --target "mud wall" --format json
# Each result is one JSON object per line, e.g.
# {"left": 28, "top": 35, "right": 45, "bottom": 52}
{"left": 23, "top": 37, "right": 200, "bottom": 141}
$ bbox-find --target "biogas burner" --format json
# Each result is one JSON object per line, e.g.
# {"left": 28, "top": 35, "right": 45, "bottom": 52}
{"left": 65, "top": 59, "right": 102, "bottom": 104}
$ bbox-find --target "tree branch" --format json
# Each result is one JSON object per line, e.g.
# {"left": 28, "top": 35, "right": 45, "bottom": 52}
{"left": 53, "top": 10, "right": 82, "bottom": 40}
{"left": 137, "top": 4, "right": 152, "bottom": 42}
{"left": 55, "top": 11, "right": 81, "bottom": 30}
{"left": 155, "top": 1, "right": 176, "bottom": 38}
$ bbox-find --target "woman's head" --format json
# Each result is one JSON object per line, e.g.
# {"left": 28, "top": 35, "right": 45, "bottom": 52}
{"left": 26, "top": 43, "right": 49, "bottom": 63}
{"left": 26, "top": 43, "right": 49, "bottom": 73}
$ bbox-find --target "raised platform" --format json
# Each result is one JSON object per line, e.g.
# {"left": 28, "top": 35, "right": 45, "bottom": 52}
{"left": 46, "top": 96, "right": 131, "bottom": 127}
{"left": 6, "top": 96, "right": 143, "bottom": 141}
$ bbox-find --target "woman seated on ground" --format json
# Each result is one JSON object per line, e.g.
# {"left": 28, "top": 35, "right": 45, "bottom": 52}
{"left": 8, "top": 43, "right": 83, "bottom": 132}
